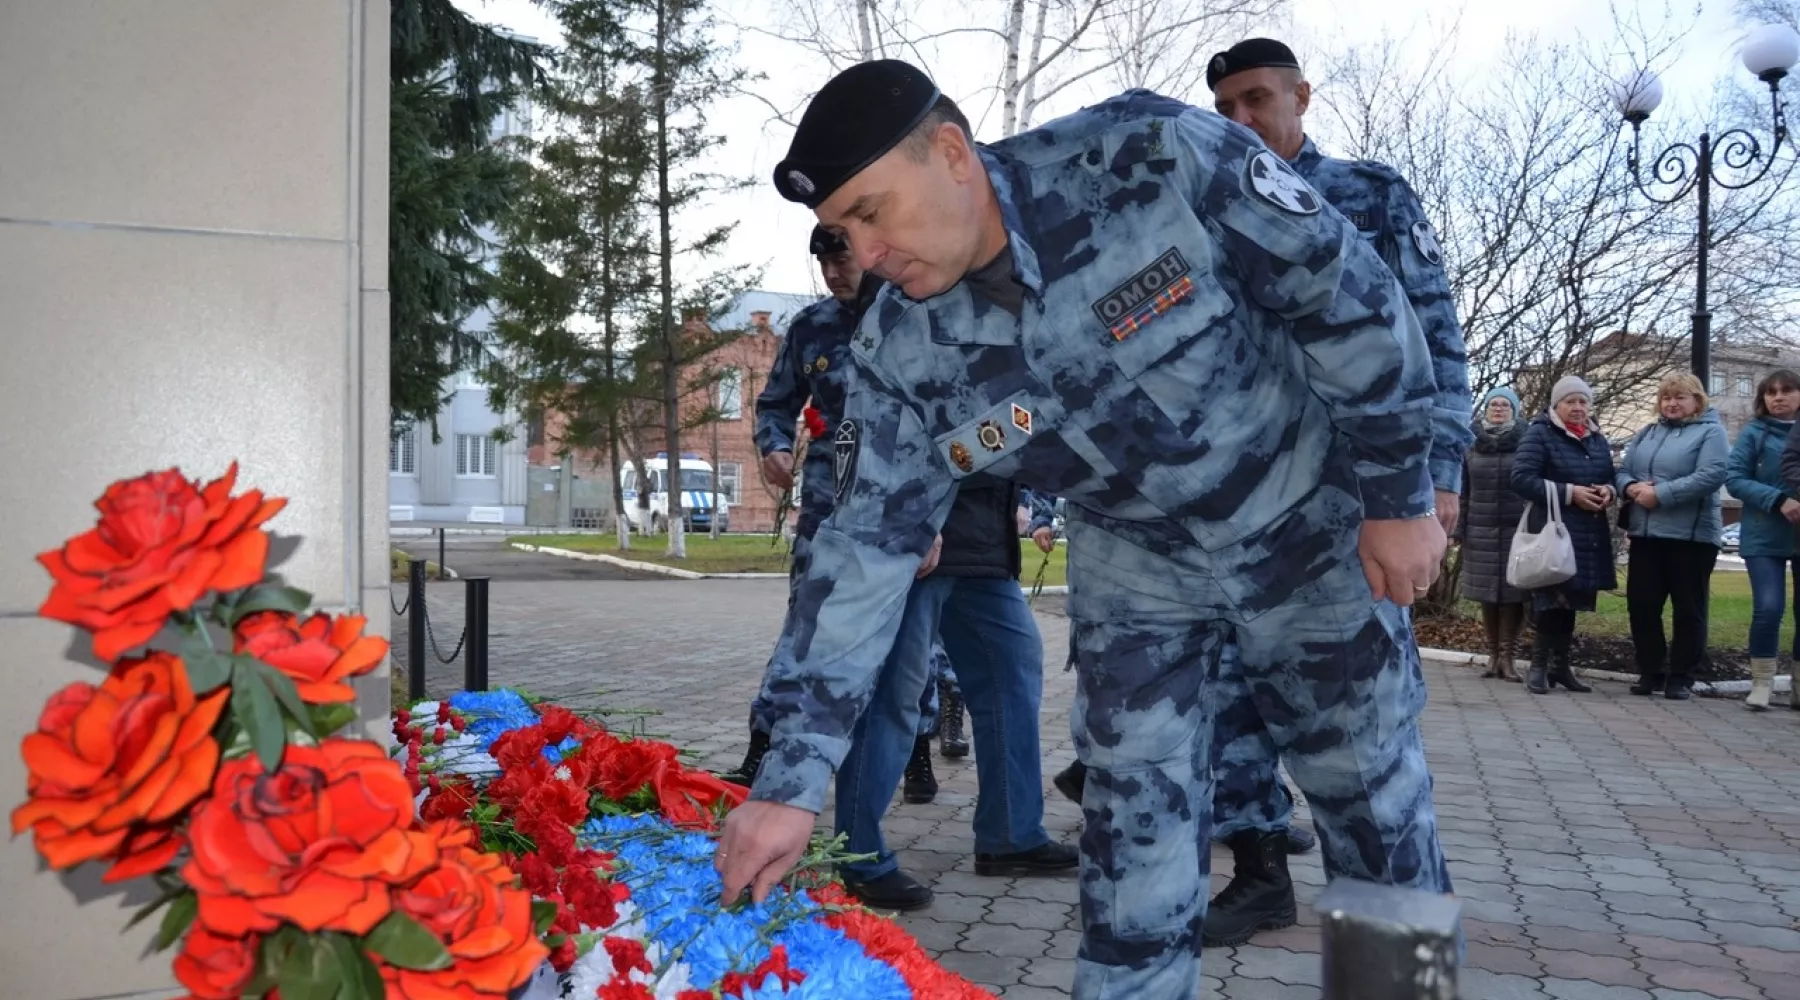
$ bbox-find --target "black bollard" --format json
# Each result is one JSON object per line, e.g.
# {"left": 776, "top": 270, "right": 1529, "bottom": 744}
{"left": 437, "top": 526, "right": 447, "bottom": 580}
{"left": 1318, "top": 879, "right": 1461, "bottom": 1000}
{"left": 463, "top": 576, "right": 490, "bottom": 692}
{"left": 406, "top": 559, "right": 427, "bottom": 702}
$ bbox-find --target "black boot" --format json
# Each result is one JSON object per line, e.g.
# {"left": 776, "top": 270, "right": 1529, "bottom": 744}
{"left": 1201, "top": 831, "right": 1297, "bottom": 947}
{"left": 1053, "top": 760, "right": 1086, "bottom": 805}
{"left": 903, "top": 735, "right": 938, "bottom": 804}
{"left": 1546, "top": 631, "right": 1591, "bottom": 693}
{"left": 938, "top": 678, "right": 969, "bottom": 758}
{"left": 1527, "top": 631, "right": 1551, "bottom": 695}
{"left": 840, "top": 869, "right": 933, "bottom": 911}
{"left": 720, "top": 728, "right": 769, "bottom": 787}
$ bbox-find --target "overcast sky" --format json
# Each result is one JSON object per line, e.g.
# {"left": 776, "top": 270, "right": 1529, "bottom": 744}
{"left": 451, "top": 0, "right": 1760, "bottom": 300}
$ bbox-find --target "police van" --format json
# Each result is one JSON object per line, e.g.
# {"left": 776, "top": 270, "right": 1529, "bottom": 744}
{"left": 621, "top": 454, "right": 730, "bottom": 534}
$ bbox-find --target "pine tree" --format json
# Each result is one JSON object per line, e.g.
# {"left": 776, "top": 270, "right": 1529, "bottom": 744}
{"left": 389, "top": 0, "right": 544, "bottom": 433}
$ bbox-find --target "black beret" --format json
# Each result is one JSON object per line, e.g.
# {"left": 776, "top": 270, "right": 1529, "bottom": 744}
{"left": 1205, "top": 38, "right": 1302, "bottom": 91}
{"left": 774, "top": 60, "right": 941, "bottom": 208}
{"left": 809, "top": 225, "right": 848, "bottom": 256}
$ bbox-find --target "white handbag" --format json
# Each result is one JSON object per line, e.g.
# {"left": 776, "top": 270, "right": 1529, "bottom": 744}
{"left": 1507, "top": 481, "right": 1578, "bottom": 589}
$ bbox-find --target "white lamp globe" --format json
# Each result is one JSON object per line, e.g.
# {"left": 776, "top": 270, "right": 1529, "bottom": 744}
{"left": 1742, "top": 23, "right": 1800, "bottom": 81}
{"left": 1612, "top": 69, "right": 1665, "bottom": 121}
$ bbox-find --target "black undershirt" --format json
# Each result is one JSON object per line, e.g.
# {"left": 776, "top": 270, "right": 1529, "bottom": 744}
{"left": 964, "top": 243, "right": 1025, "bottom": 318}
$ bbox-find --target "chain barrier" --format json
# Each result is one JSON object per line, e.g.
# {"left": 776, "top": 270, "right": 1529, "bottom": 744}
{"left": 390, "top": 586, "right": 411, "bottom": 617}
{"left": 420, "top": 598, "right": 467, "bottom": 665}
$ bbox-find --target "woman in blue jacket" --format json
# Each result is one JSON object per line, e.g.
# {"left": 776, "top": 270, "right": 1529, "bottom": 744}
{"left": 1512, "top": 376, "right": 1618, "bottom": 695}
{"left": 1615, "top": 372, "right": 1731, "bottom": 700}
{"left": 1725, "top": 369, "right": 1800, "bottom": 710}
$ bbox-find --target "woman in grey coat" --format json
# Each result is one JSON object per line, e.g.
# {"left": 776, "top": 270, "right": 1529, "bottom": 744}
{"left": 1458, "top": 386, "right": 1529, "bottom": 680}
{"left": 1615, "top": 372, "right": 1731, "bottom": 700}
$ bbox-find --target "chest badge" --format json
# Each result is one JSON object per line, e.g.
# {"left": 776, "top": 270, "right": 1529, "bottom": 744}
{"left": 1093, "top": 247, "right": 1197, "bottom": 342}
{"left": 1411, "top": 221, "right": 1444, "bottom": 266}
{"left": 977, "top": 420, "right": 1006, "bottom": 451}
{"left": 802, "top": 361, "right": 814, "bottom": 375}
{"left": 1247, "top": 150, "right": 1322, "bottom": 216}
{"left": 813, "top": 355, "right": 830, "bottom": 373}
{"left": 949, "top": 441, "right": 974, "bottom": 473}
{"left": 833, "top": 420, "right": 860, "bottom": 499}
{"left": 1011, "top": 404, "right": 1033, "bottom": 435}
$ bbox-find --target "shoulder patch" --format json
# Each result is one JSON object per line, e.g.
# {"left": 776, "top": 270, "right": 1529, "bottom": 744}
{"left": 832, "top": 419, "right": 860, "bottom": 499}
{"left": 1246, "top": 151, "right": 1321, "bottom": 216}
{"left": 1411, "top": 221, "right": 1444, "bottom": 266}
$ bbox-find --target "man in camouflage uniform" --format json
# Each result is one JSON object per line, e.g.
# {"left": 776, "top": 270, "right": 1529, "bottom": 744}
{"left": 730, "top": 225, "right": 943, "bottom": 910}
{"left": 716, "top": 60, "right": 1451, "bottom": 1000}
{"left": 1194, "top": 38, "right": 1474, "bottom": 947}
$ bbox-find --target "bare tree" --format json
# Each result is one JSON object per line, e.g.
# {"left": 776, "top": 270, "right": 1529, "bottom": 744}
{"left": 1310, "top": 20, "right": 1799, "bottom": 419}
{"left": 737, "top": 0, "right": 1293, "bottom": 137}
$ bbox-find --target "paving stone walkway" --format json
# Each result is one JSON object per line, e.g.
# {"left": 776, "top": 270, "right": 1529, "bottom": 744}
{"left": 395, "top": 575, "right": 1800, "bottom": 999}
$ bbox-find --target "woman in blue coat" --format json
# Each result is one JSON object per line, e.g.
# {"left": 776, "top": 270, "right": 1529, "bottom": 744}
{"left": 1512, "top": 376, "right": 1618, "bottom": 695}
{"left": 1725, "top": 369, "right": 1800, "bottom": 710}
{"left": 1615, "top": 372, "right": 1731, "bottom": 700}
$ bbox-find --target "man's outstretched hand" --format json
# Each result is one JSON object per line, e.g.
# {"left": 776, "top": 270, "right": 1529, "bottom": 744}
{"left": 1359, "top": 515, "right": 1447, "bottom": 607}
{"left": 715, "top": 800, "right": 817, "bottom": 906}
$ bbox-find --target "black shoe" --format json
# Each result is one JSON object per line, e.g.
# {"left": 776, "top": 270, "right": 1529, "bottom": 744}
{"left": 939, "top": 679, "right": 970, "bottom": 759}
{"left": 1665, "top": 685, "right": 1692, "bottom": 701}
{"left": 1052, "top": 760, "right": 1087, "bottom": 805}
{"left": 1202, "top": 831, "right": 1298, "bottom": 947}
{"left": 1527, "top": 634, "right": 1551, "bottom": 694}
{"left": 902, "top": 735, "right": 938, "bottom": 804}
{"left": 1282, "top": 825, "right": 1317, "bottom": 855}
{"left": 1630, "top": 678, "right": 1662, "bottom": 696}
{"left": 974, "top": 841, "right": 1080, "bottom": 877}
{"left": 840, "top": 869, "right": 933, "bottom": 911}
{"left": 719, "top": 728, "right": 770, "bottom": 788}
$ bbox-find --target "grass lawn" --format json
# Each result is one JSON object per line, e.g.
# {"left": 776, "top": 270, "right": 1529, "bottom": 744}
{"left": 1448, "top": 568, "right": 1786, "bottom": 653}
{"left": 510, "top": 533, "right": 1071, "bottom": 585}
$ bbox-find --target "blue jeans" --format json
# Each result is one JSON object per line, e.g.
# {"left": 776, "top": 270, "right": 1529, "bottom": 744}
{"left": 838, "top": 575, "right": 1051, "bottom": 878}
{"left": 1743, "top": 556, "right": 1800, "bottom": 659}
{"left": 834, "top": 582, "right": 940, "bottom": 880}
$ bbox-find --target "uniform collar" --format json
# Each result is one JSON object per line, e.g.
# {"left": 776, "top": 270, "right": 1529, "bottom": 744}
{"left": 974, "top": 147, "right": 1045, "bottom": 296}
{"left": 1290, "top": 135, "right": 1323, "bottom": 169}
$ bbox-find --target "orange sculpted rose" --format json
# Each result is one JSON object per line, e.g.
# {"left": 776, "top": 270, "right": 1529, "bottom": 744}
{"left": 172, "top": 926, "right": 259, "bottom": 1000}
{"left": 385, "top": 823, "right": 550, "bottom": 1000}
{"left": 39, "top": 463, "right": 286, "bottom": 662}
{"left": 184, "top": 740, "right": 439, "bottom": 937}
{"left": 233, "top": 611, "right": 388, "bottom": 703}
{"left": 10, "top": 652, "right": 228, "bottom": 881}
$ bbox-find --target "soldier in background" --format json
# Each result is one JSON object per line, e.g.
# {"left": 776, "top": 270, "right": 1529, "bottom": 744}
{"left": 1198, "top": 37, "right": 1473, "bottom": 947}
{"left": 715, "top": 60, "right": 1453, "bottom": 1000}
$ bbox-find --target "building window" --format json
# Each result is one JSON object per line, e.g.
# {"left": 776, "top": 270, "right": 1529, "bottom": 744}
{"left": 456, "top": 434, "right": 497, "bottom": 477}
{"left": 389, "top": 429, "right": 416, "bottom": 476}
{"left": 719, "top": 462, "right": 742, "bottom": 504}
{"left": 1709, "top": 372, "right": 1727, "bottom": 396}
{"left": 1737, "top": 375, "right": 1753, "bottom": 397}
{"left": 717, "top": 368, "right": 743, "bottom": 420}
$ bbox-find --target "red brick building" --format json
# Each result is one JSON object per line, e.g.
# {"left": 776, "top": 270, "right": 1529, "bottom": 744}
{"left": 531, "top": 290, "right": 819, "bottom": 533}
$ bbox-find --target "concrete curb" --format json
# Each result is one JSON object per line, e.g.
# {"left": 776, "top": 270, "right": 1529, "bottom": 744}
{"left": 1415, "top": 645, "right": 1794, "bottom": 697}
{"left": 510, "top": 543, "right": 706, "bottom": 580}
{"left": 514, "top": 541, "right": 1073, "bottom": 591}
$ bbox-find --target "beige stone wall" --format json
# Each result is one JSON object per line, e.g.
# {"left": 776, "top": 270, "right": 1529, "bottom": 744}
{"left": 0, "top": 2, "right": 389, "bottom": 997}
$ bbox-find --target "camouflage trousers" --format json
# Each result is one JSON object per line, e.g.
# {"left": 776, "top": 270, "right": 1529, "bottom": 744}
{"left": 1064, "top": 484, "right": 1451, "bottom": 1000}
{"left": 915, "top": 643, "right": 958, "bottom": 737}
{"left": 1208, "top": 607, "right": 1418, "bottom": 839}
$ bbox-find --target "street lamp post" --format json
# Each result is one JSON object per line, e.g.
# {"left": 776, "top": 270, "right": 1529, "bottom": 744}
{"left": 1612, "top": 24, "right": 1800, "bottom": 384}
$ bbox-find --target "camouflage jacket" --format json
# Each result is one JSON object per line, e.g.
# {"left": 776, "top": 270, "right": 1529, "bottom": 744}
{"left": 752, "top": 91, "right": 1438, "bottom": 812}
{"left": 1291, "top": 137, "right": 1473, "bottom": 493}
{"left": 752, "top": 285, "right": 872, "bottom": 540}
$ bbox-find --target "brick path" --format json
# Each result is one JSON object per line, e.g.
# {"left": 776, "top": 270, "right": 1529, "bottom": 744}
{"left": 395, "top": 575, "right": 1800, "bottom": 999}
